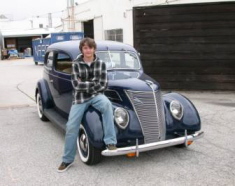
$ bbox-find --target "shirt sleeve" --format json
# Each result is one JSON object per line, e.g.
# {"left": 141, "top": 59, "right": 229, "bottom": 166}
{"left": 71, "top": 61, "right": 108, "bottom": 94}
{"left": 71, "top": 62, "right": 91, "bottom": 92}
{"left": 86, "top": 61, "right": 108, "bottom": 94}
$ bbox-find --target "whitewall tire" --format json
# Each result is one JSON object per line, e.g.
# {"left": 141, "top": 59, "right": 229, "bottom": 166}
{"left": 77, "top": 124, "right": 102, "bottom": 165}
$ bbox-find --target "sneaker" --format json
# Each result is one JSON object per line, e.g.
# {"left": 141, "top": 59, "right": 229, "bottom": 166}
{"left": 106, "top": 144, "right": 117, "bottom": 150}
{"left": 57, "top": 162, "right": 73, "bottom": 173}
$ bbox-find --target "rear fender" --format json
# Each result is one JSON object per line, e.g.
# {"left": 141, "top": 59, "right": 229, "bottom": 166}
{"left": 35, "top": 79, "right": 54, "bottom": 109}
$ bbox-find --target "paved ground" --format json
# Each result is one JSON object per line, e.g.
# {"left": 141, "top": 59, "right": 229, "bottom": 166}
{"left": 0, "top": 58, "right": 235, "bottom": 186}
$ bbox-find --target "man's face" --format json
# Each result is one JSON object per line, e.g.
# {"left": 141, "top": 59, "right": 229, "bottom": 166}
{"left": 82, "top": 44, "right": 95, "bottom": 58}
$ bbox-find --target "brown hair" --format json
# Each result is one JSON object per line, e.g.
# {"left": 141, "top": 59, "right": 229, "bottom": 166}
{"left": 79, "top": 37, "right": 97, "bottom": 53}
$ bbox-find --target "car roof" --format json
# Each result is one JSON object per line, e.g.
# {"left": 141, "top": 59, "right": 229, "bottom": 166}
{"left": 47, "top": 40, "right": 138, "bottom": 60}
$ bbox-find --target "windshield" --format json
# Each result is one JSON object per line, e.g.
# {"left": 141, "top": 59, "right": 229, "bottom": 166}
{"left": 96, "top": 51, "right": 140, "bottom": 70}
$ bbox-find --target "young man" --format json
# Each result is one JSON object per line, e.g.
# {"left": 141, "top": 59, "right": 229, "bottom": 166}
{"left": 58, "top": 38, "right": 117, "bottom": 173}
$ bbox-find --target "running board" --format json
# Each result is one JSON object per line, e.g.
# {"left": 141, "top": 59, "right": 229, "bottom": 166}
{"left": 44, "top": 108, "right": 67, "bottom": 130}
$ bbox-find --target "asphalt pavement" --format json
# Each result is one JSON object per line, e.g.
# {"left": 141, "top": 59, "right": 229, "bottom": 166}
{"left": 0, "top": 58, "right": 234, "bottom": 186}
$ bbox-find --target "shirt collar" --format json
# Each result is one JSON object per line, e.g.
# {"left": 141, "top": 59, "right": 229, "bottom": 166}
{"left": 76, "top": 54, "right": 98, "bottom": 64}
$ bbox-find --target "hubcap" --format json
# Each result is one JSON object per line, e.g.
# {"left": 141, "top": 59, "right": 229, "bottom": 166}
{"left": 38, "top": 98, "right": 43, "bottom": 113}
{"left": 37, "top": 94, "right": 43, "bottom": 118}
{"left": 77, "top": 125, "right": 90, "bottom": 162}
{"left": 80, "top": 133, "right": 88, "bottom": 152}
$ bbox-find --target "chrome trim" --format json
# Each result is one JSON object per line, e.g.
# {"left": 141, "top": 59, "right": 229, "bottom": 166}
{"left": 36, "top": 93, "right": 43, "bottom": 118}
{"left": 145, "top": 80, "right": 161, "bottom": 138}
{"left": 102, "top": 131, "right": 204, "bottom": 156}
{"left": 125, "top": 89, "right": 165, "bottom": 143}
{"left": 80, "top": 133, "right": 87, "bottom": 152}
{"left": 125, "top": 90, "right": 146, "bottom": 140}
{"left": 184, "top": 130, "right": 188, "bottom": 147}
{"left": 136, "top": 138, "right": 139, "bottom": 157}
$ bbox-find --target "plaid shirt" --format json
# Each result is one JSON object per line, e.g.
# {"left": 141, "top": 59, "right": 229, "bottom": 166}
{"left": 71, "top": 54, "right": 108, "bottom": 104}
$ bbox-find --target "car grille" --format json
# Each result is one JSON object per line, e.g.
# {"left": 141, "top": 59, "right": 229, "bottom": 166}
{"left": 126, "top": 90, "right": 165, "bottom": 143}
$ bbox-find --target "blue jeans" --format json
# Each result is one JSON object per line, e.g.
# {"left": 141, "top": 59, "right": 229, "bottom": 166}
{"left": 62, "top": 94, "right": 117, "bottom": 163}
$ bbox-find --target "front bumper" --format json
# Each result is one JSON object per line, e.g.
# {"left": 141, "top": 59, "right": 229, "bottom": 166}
{"left": 102, "top": 131, "right": 204, "bottom": 156}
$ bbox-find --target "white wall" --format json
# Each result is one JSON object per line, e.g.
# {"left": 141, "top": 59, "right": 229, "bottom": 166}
{"left": 94, "top": 16, "right": 104, "bottom": 40}
{"left": 63, "top": 0, "right": 134, "bottom": 44}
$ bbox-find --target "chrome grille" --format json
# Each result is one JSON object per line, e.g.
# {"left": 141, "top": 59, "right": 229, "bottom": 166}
{"left": 126, "top": 90, "right": 165, "bottom": 143}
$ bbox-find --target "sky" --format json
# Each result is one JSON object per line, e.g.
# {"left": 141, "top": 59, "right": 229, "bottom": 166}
{"left": 0, "top": 0, "right": 68, "bottom": 20}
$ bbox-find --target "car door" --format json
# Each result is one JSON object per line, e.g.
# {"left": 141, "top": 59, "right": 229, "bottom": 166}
{"left": 44, "top": 51, "right": 57, "bottom": 101}
{"left": 51, "top": 51, "right": 73, "bottom": 117}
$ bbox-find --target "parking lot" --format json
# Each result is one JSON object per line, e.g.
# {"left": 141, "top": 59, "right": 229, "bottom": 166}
{"left": 0, "top": 58, "right": 235, "bottom": 186}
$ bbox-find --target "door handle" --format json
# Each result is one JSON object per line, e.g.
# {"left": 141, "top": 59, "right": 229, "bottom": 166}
{"left": 49, "top": 79, "right": 53, "bottom": 83}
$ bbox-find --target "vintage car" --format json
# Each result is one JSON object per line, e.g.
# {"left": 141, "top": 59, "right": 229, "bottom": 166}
{"left": 35, "top": 40, "right": 204, "bottom": 165}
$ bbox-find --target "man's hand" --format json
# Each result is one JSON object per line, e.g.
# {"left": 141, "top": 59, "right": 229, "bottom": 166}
{"left": 77, "top": 78, "right": 81, "bottom": 82}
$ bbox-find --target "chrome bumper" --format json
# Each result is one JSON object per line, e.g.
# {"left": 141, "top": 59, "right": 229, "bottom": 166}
{"left": 102, "top": 131, "right": 204, "bottom": 156}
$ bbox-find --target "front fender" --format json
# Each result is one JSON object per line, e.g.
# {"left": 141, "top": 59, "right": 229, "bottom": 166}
{"left": 35, "top": 79, "right": 54, "bottom": 109}
{"left": 81, "top": 107, "right": 105, "bottom": 149}
{"left": 163, "top": 93, "right": 201, "bottom": 137}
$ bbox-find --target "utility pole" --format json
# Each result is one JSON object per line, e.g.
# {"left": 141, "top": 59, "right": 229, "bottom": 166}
{"left": 0, "top": 30, "right": 4, "bottom": 60}
{"left": 67, "top": 0, "right": 70, "bottom": 31}
{"left": 48, "top": 13, "right": 52, "bottom": 28}
{"left": 67, "top": 0, "right": 75, "bottom": 31}
{"left": 71, "top": 0, "right": 75, "bottom": 31}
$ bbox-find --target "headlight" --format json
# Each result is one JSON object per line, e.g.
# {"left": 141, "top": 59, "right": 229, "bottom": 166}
{"left": 170, "top": 100, "right": 183, "bottom": 120}
{"left": 114, "top": 107, "right": 129, "bottom": 129}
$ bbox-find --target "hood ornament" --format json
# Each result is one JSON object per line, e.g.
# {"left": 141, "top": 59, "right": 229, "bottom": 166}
{"left": 145, "top": 80, "right": 154, "bottom": 86}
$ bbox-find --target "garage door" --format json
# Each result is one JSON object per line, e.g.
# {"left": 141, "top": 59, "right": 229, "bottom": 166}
{"left": 17, "top": 37, "right": 33, "bottom": 53}
{"left": 133, "top": 2, "right": 235, "bottom": 90}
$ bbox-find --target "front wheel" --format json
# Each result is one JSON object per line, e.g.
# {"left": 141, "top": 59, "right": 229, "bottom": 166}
{"left": 77, "top": 125, "right": 102, "bottom": 165}
{"left": 36, "top": 92, "right": 49, "bottom": 121}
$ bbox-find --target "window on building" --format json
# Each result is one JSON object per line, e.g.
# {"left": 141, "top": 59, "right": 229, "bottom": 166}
{"left": 105, "top": 29, "right": 123, "bottom": 42}
{"left": 39, "top": 24, "right": 43, "bottom": 28}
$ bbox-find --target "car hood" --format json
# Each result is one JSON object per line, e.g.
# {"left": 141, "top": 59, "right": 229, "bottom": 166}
{"left": 107, "top": 71, "right": 159, "bottom": 91}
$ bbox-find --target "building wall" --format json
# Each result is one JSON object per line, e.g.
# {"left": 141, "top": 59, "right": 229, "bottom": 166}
{"left": 62, "top": 0, "right": 133, "bottom": 43}
{"left": 62, "top": 0, "right": 235, "bottom": 45}
{"left": 133, "top": 1, "right": 235, "bottom": 90}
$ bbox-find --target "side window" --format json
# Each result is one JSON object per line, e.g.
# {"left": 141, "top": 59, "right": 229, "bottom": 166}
{"left": 45, "top": 52, "right": 53, "bottom": 68}
{"left": 55, "top": 52, "right": 72, "bottom": 74}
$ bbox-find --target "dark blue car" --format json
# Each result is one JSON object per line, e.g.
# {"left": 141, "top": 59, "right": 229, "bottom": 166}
{"left": 35, "top": 40, "right": 204, "bottom": 165}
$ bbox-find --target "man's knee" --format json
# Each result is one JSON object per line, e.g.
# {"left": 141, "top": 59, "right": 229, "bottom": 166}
{"left": 97, "top": 96, "right": 113, "bottom": 113}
